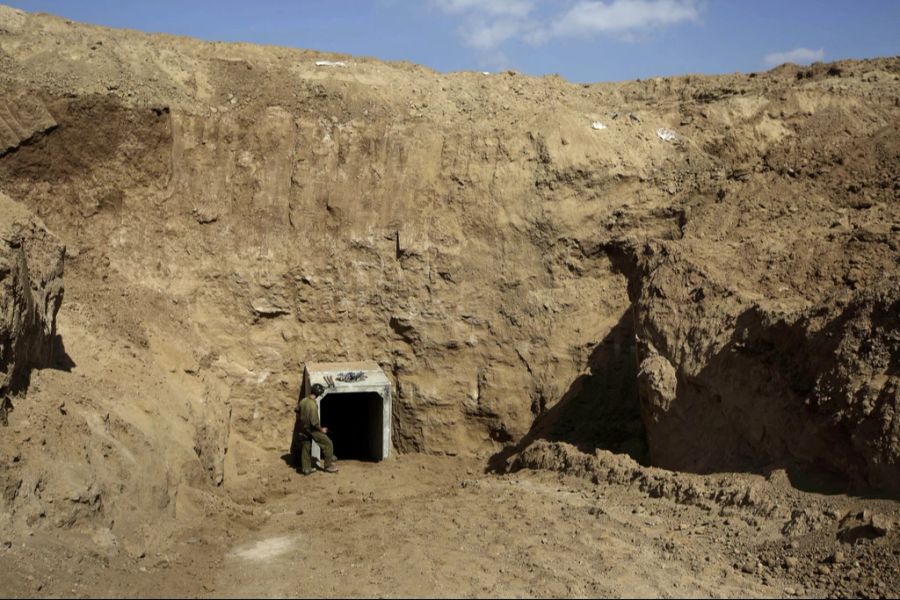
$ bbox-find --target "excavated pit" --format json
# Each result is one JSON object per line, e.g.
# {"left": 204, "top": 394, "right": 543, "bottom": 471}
{"left": 0, "top": 7, "right": 898, "bottom": 596}
{"left": 0, "top": 58, "right": 894, "bottom": 497}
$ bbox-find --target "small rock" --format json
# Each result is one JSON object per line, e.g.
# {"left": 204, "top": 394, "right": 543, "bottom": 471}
{"left": 824, "top": 508, "right": 843, "bottom": 520}
{"left": 828, "top": 551, "right": 845, "bottom": 564}
{"left": 250, "top": 298, "right": 289, "bottom": 318}
{"left": 295, "top": 509, "right": 304, "bottom": 516}
{"left": 784, "top": 556, "right": 800, "bottom": 569}
{"left": 870, "top": 513, "right": 892, "bottom": 535}
{"left": 191, "top": 206, "right": 219, "bottom": 224}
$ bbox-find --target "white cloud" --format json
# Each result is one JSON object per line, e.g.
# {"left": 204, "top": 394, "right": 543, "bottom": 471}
{"left": 433, "top": 0, "right": 700, "bottom": 52}
{"left": 462, "top": 18, "right": 526, "bottom": 50}
{"left": 538, "top": 0, "right": 700, "bottom": 41}
{"left": 430, "top": 0, "right": 536, "bottom": 67}
{"left": 432, "top": 0, "right": 535, "bottom": 18}
{"left": 763, "top": 47, "right": 825, "bottom": 67}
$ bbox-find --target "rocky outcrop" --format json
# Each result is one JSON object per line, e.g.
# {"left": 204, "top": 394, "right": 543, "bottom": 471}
{"left": 0, "top": 94, "right": 57, "bottom": 157}
{"left": 0, "top": 192, "right": 64, "bottom": 413}
{"left": 629, "top": 243, "right": 899, "bottom": 494}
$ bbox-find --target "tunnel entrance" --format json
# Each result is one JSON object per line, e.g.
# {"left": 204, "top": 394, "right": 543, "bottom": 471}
{"left": 301, "top": 361, "right": 392, "bottom": 463}
{"left": 320, "top": 392, "right": 384, "bottom": 461}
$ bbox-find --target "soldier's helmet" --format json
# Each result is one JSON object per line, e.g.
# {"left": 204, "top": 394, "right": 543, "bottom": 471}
{"left": 311, "top": 383, "right": 325, "bottom": 397}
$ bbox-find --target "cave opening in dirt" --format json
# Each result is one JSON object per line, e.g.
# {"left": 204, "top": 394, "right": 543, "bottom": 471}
{"left": 320, "top": 392, "right": 385, "bottom": 462}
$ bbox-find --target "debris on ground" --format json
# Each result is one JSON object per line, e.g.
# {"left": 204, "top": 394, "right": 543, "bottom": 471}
{"left": 656, "top": 127, "right": 677, "bottom": 142}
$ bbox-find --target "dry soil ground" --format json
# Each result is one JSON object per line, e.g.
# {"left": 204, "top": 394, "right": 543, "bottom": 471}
{"left": 0, "top": 455, "right": 833, "bottom": 598}
{"left": 2, "top": 435, "right": 898, "bottom": 598}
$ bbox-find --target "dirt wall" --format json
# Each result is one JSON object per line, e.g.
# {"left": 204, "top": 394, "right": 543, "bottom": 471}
{"left": 0, "top": 192, "right": 64, "bottom": 404}
{"left": 628, "top": 243, "right": 899, "bottom": 493}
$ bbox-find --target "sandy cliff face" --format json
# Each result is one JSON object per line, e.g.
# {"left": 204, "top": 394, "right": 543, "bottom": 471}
{"left": 629, "top": 243, "right": 899, "bottom": 493}
{"left": 0, "top": 192, "right": 64, "bottom": 406}
{"left": 0, "top": 4, "right": 897, "bottom": 542}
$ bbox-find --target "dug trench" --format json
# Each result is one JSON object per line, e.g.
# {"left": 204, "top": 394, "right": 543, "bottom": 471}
{"left": 0, "top": 6, "right": 898, "bottom": 597}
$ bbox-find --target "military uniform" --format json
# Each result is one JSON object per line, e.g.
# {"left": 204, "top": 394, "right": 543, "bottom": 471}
{"left": 296, "top": 394, "right": 335, "bottom": 473}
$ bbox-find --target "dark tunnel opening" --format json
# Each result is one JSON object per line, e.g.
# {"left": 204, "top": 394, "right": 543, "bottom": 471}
{"left": 320, "top": 392, "right": 384, "bottom": 462}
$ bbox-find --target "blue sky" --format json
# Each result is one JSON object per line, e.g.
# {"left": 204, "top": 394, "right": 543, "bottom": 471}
{"left": 5, "top": 1, "right": 900, "bottom": 82}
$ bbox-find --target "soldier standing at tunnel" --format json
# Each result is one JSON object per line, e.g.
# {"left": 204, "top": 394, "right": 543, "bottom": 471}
{"left": 296, "top": 383, "right": 338, "bottom": 475}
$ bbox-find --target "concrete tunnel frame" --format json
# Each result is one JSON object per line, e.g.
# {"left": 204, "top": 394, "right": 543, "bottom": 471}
{"left": 303, "top": 361, "right": 392, "bottom": 462}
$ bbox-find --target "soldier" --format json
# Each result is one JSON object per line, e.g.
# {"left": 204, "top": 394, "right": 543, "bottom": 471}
{"left": 296, "top": 383, "right": 338, "bottom": 475}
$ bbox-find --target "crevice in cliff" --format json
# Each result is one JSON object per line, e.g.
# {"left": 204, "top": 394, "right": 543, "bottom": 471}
{"left": 489, "top": 304, "right": 648, "bottom": 473}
